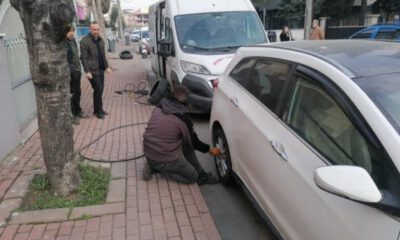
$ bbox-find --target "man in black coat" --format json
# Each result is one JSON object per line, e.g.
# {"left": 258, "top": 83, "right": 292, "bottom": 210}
{"left": 65, "top": 25, "right": 84, "bottom": 124}
{"left": 80, "top": 22, "right": 112, "bottom": 119}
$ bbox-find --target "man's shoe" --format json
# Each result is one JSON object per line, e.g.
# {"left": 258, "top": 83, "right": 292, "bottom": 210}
{"left": 143, "top": 163, "right": 153, "bottom": 181}
{"left": 72, "top": 117, "right": 80, "bottom": 125}
{"left": 101, "top": 110, "right": 109, "bottom": 116}
{"left": 95, "top": 113, "right": 104, "bottom": 119}
{"left": 197, "top": 171, "right": 219, "bottom": 185}
{"left": 76, "top": 112, "right": 86, "bottom": 118}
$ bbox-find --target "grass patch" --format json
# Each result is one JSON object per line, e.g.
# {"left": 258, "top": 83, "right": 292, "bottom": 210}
{"left": 19, "top": 164, "right": 111, "bottom": 211}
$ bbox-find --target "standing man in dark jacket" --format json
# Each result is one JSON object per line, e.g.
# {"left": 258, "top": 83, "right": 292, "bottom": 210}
{"left": 65, "top": 25, "right": 84, "bottom": 125}
{"left": 143, "top": 86, "right": 221, "bottom": 185}
{"left": 80, "top": 22, "right": 112, "bottom": 119}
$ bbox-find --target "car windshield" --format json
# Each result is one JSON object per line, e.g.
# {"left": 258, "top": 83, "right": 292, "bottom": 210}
{"left": 356, "top": 73, "right": 400, "bottom": 134}
{"left": 175, "top": 11, "right": 266, "bottom": 52}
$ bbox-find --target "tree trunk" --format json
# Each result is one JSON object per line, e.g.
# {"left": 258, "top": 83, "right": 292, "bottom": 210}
{"left": 360, "top": 0, "right": 367, "bottom": 26}
{"left": 304, "top": 0, "right": 313, "bottom": 40}
{"left": 102, "top": 0, "right": 111, "bottom": 14}
{"left": 90, "top": 0, "right": 108, "bottom": 49}
{"left": 10, "top": 0, "right": 81, "bottom": 197}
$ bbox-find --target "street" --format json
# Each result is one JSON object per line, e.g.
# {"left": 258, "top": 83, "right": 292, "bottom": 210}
{"left": 139, "top": 50, "right": 276, "bottom": 240}
{"left": 194, "top": 115, "right": 277, "bottom": 240}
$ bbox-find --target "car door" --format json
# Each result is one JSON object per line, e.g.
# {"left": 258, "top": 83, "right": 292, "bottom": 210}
{"left": 265, "top": 66, "right": 400, "bottom": 240}
{"left": 216, "top": 58, "right": 257, "bottom": 164}
{"left": 226, "top": 58, "right": 296, "bottom": 235}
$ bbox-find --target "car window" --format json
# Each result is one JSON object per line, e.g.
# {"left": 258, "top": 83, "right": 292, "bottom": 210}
{"left": 352, "top": 29, "right": 374, "bottom": 39}
{"left": 233, "top": 60, "right": 291, "bottom": 111}
{"left": 230, "top": 59, "right": 256, "bottom": 82}
{"left": 284, "top": 72, "right": 400, "bottom": 213}
{"left": 375, "top": 28, "right": 400, "bottom": 41}
{"left": 285, "top": 75, "right": 382, "bottom": 174}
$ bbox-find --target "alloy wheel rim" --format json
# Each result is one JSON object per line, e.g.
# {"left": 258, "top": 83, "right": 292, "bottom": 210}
{"left": 216, "top": 136, "right": 228, "bottom": 177}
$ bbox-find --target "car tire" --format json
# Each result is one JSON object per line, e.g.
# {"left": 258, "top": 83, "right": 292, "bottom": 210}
{"left": 213, "top": 128, "right": 234, "bottom": 185}
{"left": 119, "top": 50, "right": 133, "bottom": 60}
{"left": 148, "top": 79, "right": 169, "bottom": 105}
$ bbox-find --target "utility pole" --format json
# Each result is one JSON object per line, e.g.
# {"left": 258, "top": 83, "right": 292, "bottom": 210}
{"left": 116, "top": 0, "right": 124, "bottom": 39}
{"left": 304, "top": 0, "right": 313, "bottom": 40}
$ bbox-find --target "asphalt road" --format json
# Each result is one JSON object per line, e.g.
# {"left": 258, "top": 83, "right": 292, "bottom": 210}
{"left": 192, "top": 115, "right": 276, "bottom": 240}
{"left": 137, "top": 51, "right": 276, "bottom": 240}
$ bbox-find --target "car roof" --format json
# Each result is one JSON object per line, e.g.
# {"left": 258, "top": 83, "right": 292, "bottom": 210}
{"left": 252, "top": 40, "right": 400, "bottom": 78}
{"left": 371, "top": 23, "right": 400, "bottom": 28}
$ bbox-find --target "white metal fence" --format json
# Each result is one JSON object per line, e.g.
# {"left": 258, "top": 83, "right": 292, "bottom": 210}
{"left": 4, "top": 37, "right": 31, "bottom": 89}
{"left": 0, "top": 0, "right": 36, "bottom": 129}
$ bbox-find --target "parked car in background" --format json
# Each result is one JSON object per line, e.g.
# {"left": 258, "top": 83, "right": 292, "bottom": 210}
{"left": 349, "top": 23, "right": 400, "bottom": 42}
{"left": 131, "top": 30, "right": 141, "bottom": 42}
{"left": 211, "top": 40, "right": 400, "bottom": 240}
{"left": 140, "top": 26, "right": 149, "bottom": 42}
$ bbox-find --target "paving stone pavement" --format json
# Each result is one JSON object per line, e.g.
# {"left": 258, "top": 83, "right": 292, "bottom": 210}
{"left": 0, "top": 42, "right": 221, "bottom": 240}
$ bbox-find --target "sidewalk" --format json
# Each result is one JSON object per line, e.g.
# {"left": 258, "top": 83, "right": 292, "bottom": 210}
{"left": 0, "top": 42, "right": 221, "bottom": 240}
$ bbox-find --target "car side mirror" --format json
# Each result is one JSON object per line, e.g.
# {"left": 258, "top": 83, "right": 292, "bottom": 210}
{"left": 158, "top": 39, "right": 173, "bottom": 57}
{"left": 314, "top": 166, "right": 382, "bottom": 203}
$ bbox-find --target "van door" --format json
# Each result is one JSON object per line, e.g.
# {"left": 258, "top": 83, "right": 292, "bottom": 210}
{"left": 149, "top": 4, "right": 159, "bottom": 76}
{"left": 149, "top": 1, "right": 167, "bottom": 78}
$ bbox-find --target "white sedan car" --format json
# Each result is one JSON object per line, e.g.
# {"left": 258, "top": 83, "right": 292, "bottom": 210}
{"left": 210, "top": 40, "right": 400, "bottom": 240}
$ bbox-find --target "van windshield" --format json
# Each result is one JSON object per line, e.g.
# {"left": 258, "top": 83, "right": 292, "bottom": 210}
{"left": 175, "top": 11, "right": 266, "bottom": 52}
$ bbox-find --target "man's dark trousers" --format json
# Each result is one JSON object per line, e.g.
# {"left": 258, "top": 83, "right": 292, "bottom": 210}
{"left": 89, "top": 70, "right": 105, "bottom": 114}
{"left": 70, "top": 70, "right": 82, "bottom": 116}
{"left": 147, "top": 144, "right": 204, "bottom": 184}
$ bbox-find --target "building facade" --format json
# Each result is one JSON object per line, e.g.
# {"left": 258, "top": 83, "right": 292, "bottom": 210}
{"left": 0, "top": 0, "right": 37, "bottom": 161}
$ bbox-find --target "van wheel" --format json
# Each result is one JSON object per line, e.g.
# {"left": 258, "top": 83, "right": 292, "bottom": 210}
{"left": 213, "top": 128, "right": 233, "bottom": 185}
{"left": 148, "top": 79, "right": 169, "bottom": 105}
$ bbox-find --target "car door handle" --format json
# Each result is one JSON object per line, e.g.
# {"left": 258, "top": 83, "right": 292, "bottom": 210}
{"left": 230, "top": 97, "right": 239, "bottom": 107}
{"left": 270, "top": 140, "right": 288, "bottom": 161}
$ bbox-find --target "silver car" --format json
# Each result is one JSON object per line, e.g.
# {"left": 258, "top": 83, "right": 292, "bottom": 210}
{"left": 210, "top": 40, "right": 400, "bottom": 239}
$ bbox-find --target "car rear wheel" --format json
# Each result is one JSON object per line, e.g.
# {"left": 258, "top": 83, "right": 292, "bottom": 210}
{"left": 213, "top": 128, "right": 233, "bottom": 185}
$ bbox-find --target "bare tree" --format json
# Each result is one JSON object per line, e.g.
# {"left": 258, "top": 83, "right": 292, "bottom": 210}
{"left": 86, "top": 0, "right": 109, "bottom": 48}
{"left": 10, "top": 0, "right": 81, "bottom": 196}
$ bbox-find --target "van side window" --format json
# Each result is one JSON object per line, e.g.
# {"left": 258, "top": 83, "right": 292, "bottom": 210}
{"left": 160, "top": 8, "right": 166, "bottom": 39}
{"left": 165, "top": 18, "right": 171, "bottom": 40}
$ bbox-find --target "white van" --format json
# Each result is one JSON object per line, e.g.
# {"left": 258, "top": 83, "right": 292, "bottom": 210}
{"left": 148, "top": 0, "right": 268, "bottom": 112}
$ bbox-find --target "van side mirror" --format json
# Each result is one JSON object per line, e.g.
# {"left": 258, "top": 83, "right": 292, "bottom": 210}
{"left": 314, "top": 166, "right": 382, "bottom": 203}
{"left": 158, "top": 39, "right": 173, "bottom": 57}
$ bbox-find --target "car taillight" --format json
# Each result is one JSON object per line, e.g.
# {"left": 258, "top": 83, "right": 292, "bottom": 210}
{"left": 211, "top": 79, "right": 219, "bottom": 88}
